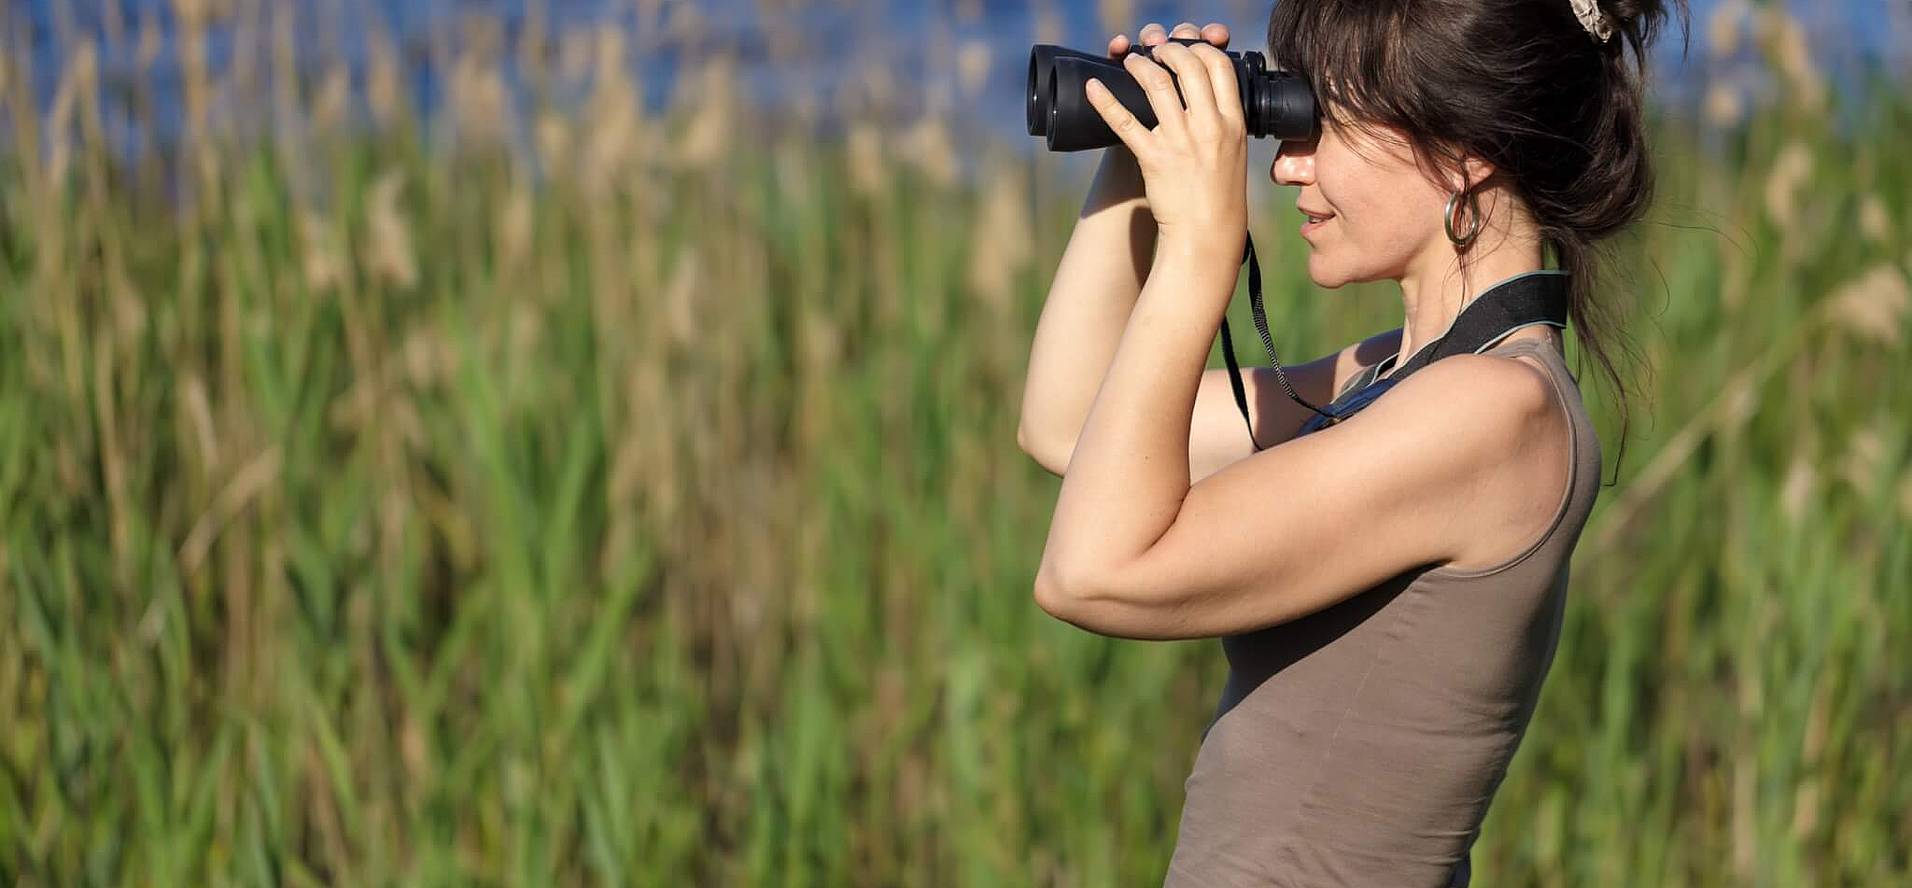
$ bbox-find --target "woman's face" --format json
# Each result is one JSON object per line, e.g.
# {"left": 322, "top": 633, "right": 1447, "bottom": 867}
{"left": 1270, "top": 117, "right": 1453, "bottom": 288}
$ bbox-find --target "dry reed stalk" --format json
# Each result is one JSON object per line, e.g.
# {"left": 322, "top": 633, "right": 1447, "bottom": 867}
{"left": 958, "top": 40, "right": 994, "bottom": 100}
{"left": 1759, "top": 9, "right": 1826, "bottom": 111}
{"left": 900, "top": 114, "right": 960, "bottom": 188}
{"left": 1779, "top": 452, "right": 1815, "bottom": 524}
{"left": 580, "top": 27, "right": 640, "bottom": 192}
{"left": 847, "top": 121, "right": 887, "bottom": 196}
{"left": 1705, "top": 81, "right": 1744, "bottom": 128}
{"left": 1839, "top": 420, "right": 1889, "bottom": 497}
{"left": 1859, "top": 195, "right": 1894, "bottom": 245}
{"left": 365, "top": 170, "right": 419, "bottom": 290}
{"left": 179, "top": 446, "right": 284, "bottom": 579}
{"left": 1098, "top": 0, "right": 1138, "bottom": 39}
{"left": 1826, "top": 264, "right": 1910, "bottom": 347}
{"left": 675, "top": 57, "right": 738, "bottom": 172}
{"left": 300, "top": 209, "right": 349, "bottom": 293}
{"left": 1763, "top": 141, "right": 1813, "bottom": 223}
{"left": 970, "top": 159, "right": 1035, "bottom": 318}
{"left": 313, "top": 63, "right": 352, "bottom": 138}
{"left": 451, "top": 16, "right": 513, "bottom": 151}
{"left": 1709, "top": 0, "right": 1747, "bottom": 60}
{"left": 368, "top": 29, "right": 406, "bottom": 128}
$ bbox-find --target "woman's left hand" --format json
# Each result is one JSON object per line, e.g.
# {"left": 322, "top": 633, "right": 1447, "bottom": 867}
{"left": 1084, "top": 42, "right": 1248, "bottom": 259}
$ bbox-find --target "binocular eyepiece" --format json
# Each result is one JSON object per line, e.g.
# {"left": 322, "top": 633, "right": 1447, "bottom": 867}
{"left": 1027, "top": 37, "right": 1318, "bottom": 152}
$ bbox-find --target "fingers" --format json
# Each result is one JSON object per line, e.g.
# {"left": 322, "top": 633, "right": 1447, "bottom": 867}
{"left": 1141, "top": 21, "right": 1225, "bottom": 47}
{"left": 1083, "top": 77, "right": 1151, "bottom": 157}
{"left": 1191, "top": 43, "right": 1244, "bottom": 128}
{"left": 1119, "top": 20, "right": 1240, "bottom": 139}
{"left": 1121, "top": 50, "right": 1187, "bottom": 141}
{"left": 1147, "top": 43, "right": 1223, "bottom": 135}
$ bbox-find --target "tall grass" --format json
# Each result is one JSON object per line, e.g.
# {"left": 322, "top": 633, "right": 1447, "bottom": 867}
{"left": 2, "top": 2, "right": 1908, "bottom": 885}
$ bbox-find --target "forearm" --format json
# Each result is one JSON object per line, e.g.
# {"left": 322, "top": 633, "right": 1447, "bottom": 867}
{"left": 1017, "top": 148, "right": 1158, "bottom": 454}
{"left": 1037, "top": 240, "right": 1239, "bottom": 592}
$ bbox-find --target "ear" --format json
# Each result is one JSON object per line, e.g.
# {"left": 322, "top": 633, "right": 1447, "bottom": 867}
{"left": 1458, "top": 154, "right": 1497, "bottom": 191}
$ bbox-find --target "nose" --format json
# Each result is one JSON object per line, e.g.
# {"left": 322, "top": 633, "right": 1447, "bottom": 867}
{"left": 1271, "top": 138, "right": 1316, "bottom": 186}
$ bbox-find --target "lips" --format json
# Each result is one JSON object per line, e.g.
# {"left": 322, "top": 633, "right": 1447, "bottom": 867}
{"left": 1298, "top": 205, "right": 1334, "bottom": 236}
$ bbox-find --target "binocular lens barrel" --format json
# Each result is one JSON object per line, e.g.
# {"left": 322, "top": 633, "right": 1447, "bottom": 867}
{"left": 1027, "top": 45, "right": 1108, "bottom": 136}
{"left": 1027, "top": 38, "right": 1318, "bottom": 152}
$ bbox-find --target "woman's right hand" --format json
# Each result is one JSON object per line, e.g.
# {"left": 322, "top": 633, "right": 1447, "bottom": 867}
{"left": 1091, "top": 22, "right": 1233, "bottom": 202}
{"left": 1028, "top": 23, "right": 1240, "bottom": 477}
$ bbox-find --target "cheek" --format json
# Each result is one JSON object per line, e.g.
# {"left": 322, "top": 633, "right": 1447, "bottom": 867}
{"left": 1315, "top": 150, "right": 1380, "bottom": 235}
{"left": 1317, "top": 167, "right": 1385, "bottom": 245}
{"left": 1323, "top": 162, "right": 1432, "bottom": 247}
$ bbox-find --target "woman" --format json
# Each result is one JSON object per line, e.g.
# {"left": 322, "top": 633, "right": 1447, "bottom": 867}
{"left": 1015, "top": 1, "right": 1680, "bottom": 884}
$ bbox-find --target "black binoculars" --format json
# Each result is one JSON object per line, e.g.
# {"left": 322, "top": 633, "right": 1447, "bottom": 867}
{"left": 1027, "top": 37, "right": 1318, "bottom": 152}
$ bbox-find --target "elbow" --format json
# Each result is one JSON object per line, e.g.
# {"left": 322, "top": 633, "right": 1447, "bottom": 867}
{"left": 1034, "top": 565, "right": 1169, "bottom": 639}
{"left": 1032, "top": 557, "right": 1103, "bottom": 624}
{"left": 1015, "top": 421, "right": 1054, "bottom": 458}
{"left": 1032, "top": 564, "right": 1074, "bottom": 621}
{"left": 1016, "top": 424, "right": 1071, "bottom": 475}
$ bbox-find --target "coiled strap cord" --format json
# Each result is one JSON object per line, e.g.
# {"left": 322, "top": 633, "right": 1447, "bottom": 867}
{"left": 1219, "top": 231, "right": 1335, "bottom": 451}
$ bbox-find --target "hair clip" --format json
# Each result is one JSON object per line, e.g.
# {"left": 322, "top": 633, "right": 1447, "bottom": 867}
{"left": 1569, "top": 0, "right": 1615, "bottom": 42}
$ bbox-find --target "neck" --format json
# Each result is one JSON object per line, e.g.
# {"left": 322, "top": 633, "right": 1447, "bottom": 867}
{"left": 1391, "top": 189, "right": 1546, "bottom": 372}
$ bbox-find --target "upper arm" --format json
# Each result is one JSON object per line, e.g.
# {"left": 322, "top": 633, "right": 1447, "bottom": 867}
{"left": 1041, "top": 354, "right": 1558, "bottom": 640}
{"left": 1186, "top": 326, "right": 1404, "bottom": 483}
{"left": 1020, "top": 327, "right": 1403, "bottom": 481}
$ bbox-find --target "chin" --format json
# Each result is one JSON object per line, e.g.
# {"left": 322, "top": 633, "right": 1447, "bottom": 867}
{"left": 1306, "top": 254, "right": 1358, "bottom": 289}
{"left": 1306, "top": 250, "right": 1399, "bottom": 289}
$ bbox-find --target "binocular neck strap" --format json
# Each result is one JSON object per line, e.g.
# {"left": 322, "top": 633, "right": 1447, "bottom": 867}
{"left": 1220, "top": 234, "right": 1572, "bottom": 448}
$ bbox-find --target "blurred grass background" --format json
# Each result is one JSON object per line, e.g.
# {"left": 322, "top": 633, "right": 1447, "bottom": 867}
{"left": 1, "top": 0, "right": 1909, "bottom": 885}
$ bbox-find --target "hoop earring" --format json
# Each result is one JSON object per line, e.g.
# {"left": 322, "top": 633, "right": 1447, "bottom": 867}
{"left": 1444, "top": 189, "right": 1482, "bottom": 248}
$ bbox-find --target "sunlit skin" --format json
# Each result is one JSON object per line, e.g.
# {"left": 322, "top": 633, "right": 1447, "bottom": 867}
{"left": 1107, "top": 23, "right": 1559, "bottom": 368}
{"left": 1032, "top": 21, "right": 1573, "bottom": 639}
{"left": 1272, "top": 114, "right": 1557, "bottom": 371}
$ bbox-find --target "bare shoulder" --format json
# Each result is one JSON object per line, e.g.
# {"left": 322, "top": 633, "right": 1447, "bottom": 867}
{"left": 1374, "top": 351, "right": 1570, "bottom": 570}
{"left": 1376, "top": 351, "right": 1557, "bottom": 434}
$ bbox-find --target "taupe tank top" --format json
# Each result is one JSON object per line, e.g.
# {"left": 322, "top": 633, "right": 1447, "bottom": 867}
{"left": 1161, "top": 336, "right": 1604, "bottom": 887}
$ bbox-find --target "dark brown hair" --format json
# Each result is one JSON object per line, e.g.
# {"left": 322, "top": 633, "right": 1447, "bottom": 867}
{"left": 1268, "top": 0, "right": 1687, "bottom": 485}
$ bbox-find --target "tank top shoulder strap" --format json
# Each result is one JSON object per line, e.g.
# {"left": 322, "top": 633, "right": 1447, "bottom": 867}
{"left": 1335, "top": 355, "right": 1389, "bottom": 400}
{"left": 1480, "top": 336, "right": 1575, "bottom": 386}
